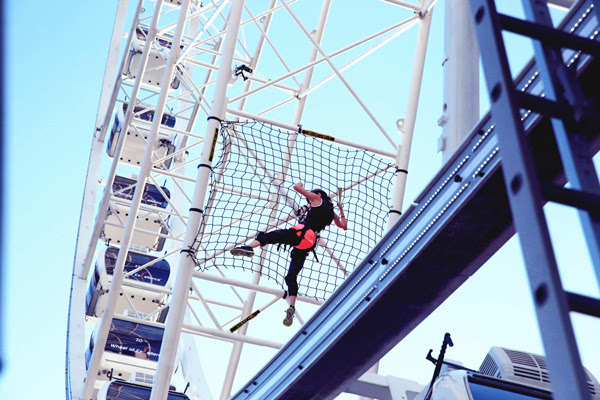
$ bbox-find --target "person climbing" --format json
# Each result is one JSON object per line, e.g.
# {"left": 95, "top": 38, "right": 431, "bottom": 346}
{"left": 230, "top": 182, "right": 348, "bottom": 327}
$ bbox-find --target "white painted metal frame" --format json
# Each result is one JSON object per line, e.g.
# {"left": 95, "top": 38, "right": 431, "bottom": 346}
{"left": 66, "top": 1, "right": 134, "bottom": 398}
{"left": 67, "top": 1, "right": 443, "bottom": 399}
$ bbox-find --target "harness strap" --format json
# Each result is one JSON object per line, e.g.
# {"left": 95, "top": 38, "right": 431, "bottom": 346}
{"left": 311, "top": 247, "right": 319, "bottom": 263}
{"left": 291, "top": 224, "right": 316, "bottom": 250}
{"left": 290, "top": 224, "right": 321, "bottom": 263}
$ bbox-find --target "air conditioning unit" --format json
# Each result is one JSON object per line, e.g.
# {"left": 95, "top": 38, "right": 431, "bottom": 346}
{"left": 479, "top": 346, "right": 600, "bottom": 398}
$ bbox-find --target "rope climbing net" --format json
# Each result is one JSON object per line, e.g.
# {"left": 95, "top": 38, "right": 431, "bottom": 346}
{"left": 191, "top": 120, "right": 395, "bottom": 300}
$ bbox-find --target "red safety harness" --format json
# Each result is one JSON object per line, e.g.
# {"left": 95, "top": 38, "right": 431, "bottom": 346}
{"left": 290, "top": 224, "right": 317, "bottom": 250}
{"left": 291, "top": 198, "right": 334, "bottom": 253}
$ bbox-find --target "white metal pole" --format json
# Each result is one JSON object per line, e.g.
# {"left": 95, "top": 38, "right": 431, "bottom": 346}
{"left": 298, "top": 18, "right": 419, "bottom": 100}
{"left": 82, "top": 1, "right": 175, "bottom": 398}
{"left": 226, "top": 108, "right": 398, "bottom": 158}
{"left": 78, "top": 0, "right": 145, "bottom": 280}
{"left": 181, "top": 323, "right": 282, "bottom": 348}
{"left": 219, "top": 3, "right": 332, "bottom": 397}
{"left": 219, "top": 270, "right": 263, "bottom": 399}
{"left": 166, "top": 12, "right": 215, "bottom": 400}
{"left": 67, "top": 2, "right": 131, "bottom": 396}
{"left": 279, "top": 0, "right": 396, "bottom": 150}
{"left": 439, "top": 0, "right": 479, "bottom": 162}
{"left": 85, "top": 0, "right": 199, "bottom": 396}
{"left": 228, "top": 17, "right": 413, "bottom": 103}
{"left": 194, "top": 271, "right": 323, "bottom": 305}
{"left": 293, "top": 0, "right": 331, "bottom": 125}
{"left": 236, "top": 0, "right": 279, "bottom": 112}
{"left": 380, "top": 0, "right": 422, "bottom": 11}
{"left": 150, "top": 1, "right": 247, "bottom": 400}
{"left": 219, "top": 4, "right": 332, "bottom": 396}
{"left": 389, "top": 7, "right": 434, "bottom": 224}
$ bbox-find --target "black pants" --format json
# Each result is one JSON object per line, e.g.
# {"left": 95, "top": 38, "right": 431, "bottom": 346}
{"left": 256, "top": 229, "right": 312, "bottom": 297}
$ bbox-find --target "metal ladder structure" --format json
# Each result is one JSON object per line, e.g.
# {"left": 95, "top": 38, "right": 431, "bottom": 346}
{"left": 467, "top": 0, "right": 600, "bottom": 399}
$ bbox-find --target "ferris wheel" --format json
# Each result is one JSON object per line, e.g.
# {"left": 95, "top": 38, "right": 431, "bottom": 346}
{"left": 65, "top": 1, "right": 477, "bottom": 399}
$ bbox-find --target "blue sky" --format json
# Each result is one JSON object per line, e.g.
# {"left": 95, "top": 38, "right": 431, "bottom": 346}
{"left": 2, "top": 2, "right": 117, "bottom": 398}
{"left": 2, "top": 1, "right": 599, "bottom": 399}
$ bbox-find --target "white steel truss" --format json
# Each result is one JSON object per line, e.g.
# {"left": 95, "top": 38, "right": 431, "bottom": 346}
{"left": 67, "top": 1, "right": 450, "bottom": 399}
